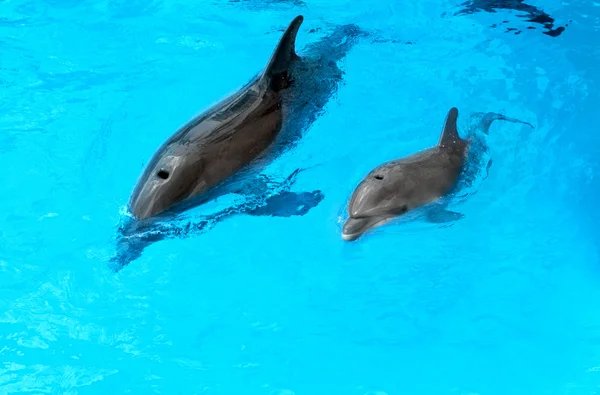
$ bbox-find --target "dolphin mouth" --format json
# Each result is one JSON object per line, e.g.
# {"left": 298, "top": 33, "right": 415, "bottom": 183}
{"left": 342, "top": 216, "right": 390, "bottom": 242}
{"left": 341, "top": 230, "right": 361, "bottom": 242}
{"left": 342, "top": 218, "right": 365, "bottom": 241}
{"left": 130, "top": 204, "right": 151, "bottom": 220}
{"left": 130, "top": 195, "right": 158, "bottom": 220}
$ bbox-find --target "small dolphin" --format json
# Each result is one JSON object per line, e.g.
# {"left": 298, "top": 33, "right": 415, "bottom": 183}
{"left": 342, "top": 107, "right": 532, "bottom": 241}
{"left": 129, "top": 15, "right": 304, "bottom": 220}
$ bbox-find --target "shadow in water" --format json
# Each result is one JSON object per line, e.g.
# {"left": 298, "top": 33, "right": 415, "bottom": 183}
{"left": 110, "top": 168, "right": 324, "bottom": 271}
{"left": 454, "top": 0, "right": 570, "bottom": 37}
{"left": 226, "top": 0, "right": 306, "bottom": 7}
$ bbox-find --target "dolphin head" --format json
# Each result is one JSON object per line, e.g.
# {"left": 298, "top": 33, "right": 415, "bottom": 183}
{"left": 341, "top": 164, "right": 411, "bottom": 241}
{"left": 129, "top": 146, "right": 207, "bottom": 220}
{"left": 341, "top": 107, "right": 469, "bottom": 241}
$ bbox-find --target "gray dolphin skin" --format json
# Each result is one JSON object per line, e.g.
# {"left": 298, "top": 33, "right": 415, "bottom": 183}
{"left": 128, "top": 15, "right": 304, "bottom": 220}
{"left": 341, "top": 107, "right": 530, "bottom": 241}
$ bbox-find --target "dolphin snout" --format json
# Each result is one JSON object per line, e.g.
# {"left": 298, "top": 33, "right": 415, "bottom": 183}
{"left": 341, "top": 217, "right": 371, "bottom": 242}
{"left": 342, "top": 215, "right": 393, "bottom": 242}
{"left": 129, "top": 184, "right": 162, "bottom": 220}
{"left": 130, "top": 198, "right": 154, "bottom": 220}
{"left": 341, "top": 230, "right": 361, "bottom": 242}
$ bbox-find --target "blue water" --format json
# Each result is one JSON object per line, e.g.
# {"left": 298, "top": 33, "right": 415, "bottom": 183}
{"left": 1, "top": 0, "right": 599, "bottom": 394}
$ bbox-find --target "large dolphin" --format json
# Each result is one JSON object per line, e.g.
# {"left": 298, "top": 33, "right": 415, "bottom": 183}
{"left": 110, "top": 19, "right": 374, "bottom": 270}
{"left": 341, "top": 107, "right": 533, "bottom": 241}
{"left": 129, "top": 15, "right": 305, "bottom": 220}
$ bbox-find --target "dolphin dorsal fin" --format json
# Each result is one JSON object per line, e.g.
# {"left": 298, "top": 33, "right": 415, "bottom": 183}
{"left": 438, "top": 107, "right": 460, "bottom": 146}
{"left": 261, "top": 15, "right": 303, "bottom": 89}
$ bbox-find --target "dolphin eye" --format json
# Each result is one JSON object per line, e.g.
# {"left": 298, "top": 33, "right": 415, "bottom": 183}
{"left": 157, "top": 169, "right": 170, "bottom": 180}
{"left": 394, "top": 205, "right": 408, "bottom": 215}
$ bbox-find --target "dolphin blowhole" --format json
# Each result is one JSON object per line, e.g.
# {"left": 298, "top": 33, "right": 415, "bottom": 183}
{"left": 157, "top": 170, "right": 170, "bottom": 180}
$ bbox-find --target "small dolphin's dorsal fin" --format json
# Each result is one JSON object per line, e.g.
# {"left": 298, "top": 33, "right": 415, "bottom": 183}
{"left": 261, "top": 15, "right": 303, "bottom": 89}
{"left": 438, "top": 107, "right": 460, "bottom": 146}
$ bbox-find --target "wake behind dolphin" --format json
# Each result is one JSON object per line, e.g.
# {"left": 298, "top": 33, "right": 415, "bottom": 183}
{"left": 110, "top": 17, "right": 372, "bottom": 271}
{"left": 110, "top": 168, "right": 324, "bottom": 269}
{"left": 341, "top": 107, "right": 534, "bottom": 241}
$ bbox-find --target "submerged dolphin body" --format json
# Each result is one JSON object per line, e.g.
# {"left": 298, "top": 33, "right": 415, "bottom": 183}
{"left": 110, "top": 20, "right": 371, "bottom": 270}
{"left": 342, "top": 107, "right": 533, "bottom": 241}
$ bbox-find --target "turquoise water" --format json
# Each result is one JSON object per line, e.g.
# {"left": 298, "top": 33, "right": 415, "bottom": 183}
{"left": 1, "top": 0, "right": 599, "bottom": 394}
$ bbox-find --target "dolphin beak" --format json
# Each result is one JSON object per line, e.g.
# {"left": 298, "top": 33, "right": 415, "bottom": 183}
{"left": 341, "top": 217, "right": 370, "bottom": 242}
{"left": 341, "top": 231, "right": 360, "bottom": 242}
{"left": 130, "top": 201, "right": 153, "bottom": 220}
{"left": 129, "top": 182, "right": 160, "bottom": 220}
{"left": 342, "top": 216, "right": 392, "bottom": 242}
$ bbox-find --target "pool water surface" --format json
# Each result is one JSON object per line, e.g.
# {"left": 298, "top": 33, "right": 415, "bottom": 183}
{"left": 0, "top": 0, "right": 599, "bottom": 394}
